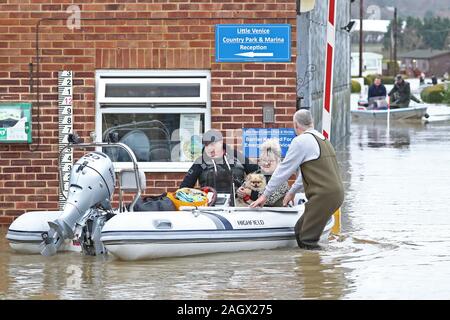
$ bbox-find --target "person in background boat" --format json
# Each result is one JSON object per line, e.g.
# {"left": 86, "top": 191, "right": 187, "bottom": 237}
{"left": 180, "top": 129, "right": 259, "bottom": 195}
{"left": 250, "top": 109, "right": 344, "bottom": 250}
{"left": 367, "top": 76, "right": 387, "bottom": 109}
{"left": 236, "top": 138, "right": 289, "bottom": 207}
{"left": 431, "top": 75, "right": 438, "bottom": 85}
{"left": 388, "top": 74, "right": 421, "bottom": 108}
{"left": 419, "top": 72, "right": 425, "bottom": 85}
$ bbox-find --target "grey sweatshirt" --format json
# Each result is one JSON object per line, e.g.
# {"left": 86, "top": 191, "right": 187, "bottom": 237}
{"left": 263, "top": 128, "right": 322, "bottom": 197}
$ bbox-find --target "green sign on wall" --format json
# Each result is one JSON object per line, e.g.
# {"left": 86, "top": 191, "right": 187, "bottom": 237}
{"left": 0, "top": 103, "right": 32, "bottom": 143}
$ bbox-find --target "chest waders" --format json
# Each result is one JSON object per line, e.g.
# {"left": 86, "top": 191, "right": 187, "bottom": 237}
{"left": 295, "top": 132, "right": 344, "bottom": 248}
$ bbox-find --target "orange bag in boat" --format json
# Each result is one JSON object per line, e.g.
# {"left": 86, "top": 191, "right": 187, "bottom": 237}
{"left": 167, "top": 188, "right": 208, "bottom": 210}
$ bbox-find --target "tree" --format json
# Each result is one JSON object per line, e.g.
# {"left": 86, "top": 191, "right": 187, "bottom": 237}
{"left": 402, "top": 17, "right": 424, "bottom": 51}
{"left": 424, "top": 10, "right": 434, "bottom": 19}
{"left": 419, "top": 17, "right": 450, "bottom": 50}
{"left": 384, "top": 16, "right": 450, "bottom": 51}
{"left": 383, "top": 18, "right": 406, "bottom": 51}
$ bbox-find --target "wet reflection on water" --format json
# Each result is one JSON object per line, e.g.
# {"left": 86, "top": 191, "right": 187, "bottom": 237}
{"left": 1, "top": 115, "right": 450, "bottom": 299}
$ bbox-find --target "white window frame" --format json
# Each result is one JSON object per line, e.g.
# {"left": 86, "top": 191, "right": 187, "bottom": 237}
{"left": 95, "top": 69, "right": 211, "bottom": 173}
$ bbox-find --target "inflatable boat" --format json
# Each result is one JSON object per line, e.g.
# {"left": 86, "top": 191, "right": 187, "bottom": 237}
{"left": 6, "top": 138, "right": 336, "bottom": 261}
{"left": 351, "top": 105, "right": 428, "bottom": 121}
{"left": 7, "top": 198, "right": 334, "bottom": 261}
{"left": 101, "top": 204, "right": 334, "bottom": 261}
{"left": 7, "top": 211, "right": 81, "bottom": 254}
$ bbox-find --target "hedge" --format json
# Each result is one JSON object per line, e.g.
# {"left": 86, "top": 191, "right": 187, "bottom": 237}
{"left": 352, "top": 76, "right": 372, "bottom": 86}
{"left": 380, "top": 76, "right": 396, "bottom": 85}
{"left": 421, "top": 84, "right": 445, "bottom": 103}
{"left": 365, "top": 74, "right": 405, "bottom": 85}
{"left": 351, "top": 74, "right": 405, "bottom": 89}
{"left": 365, "top": 74, "right": 376, "bottom": 86}
{"left": 351, "top": 80, "right": 361, "bottom": 93}
{"left": 443, "top": 86, "right": 450, "bottom": 105}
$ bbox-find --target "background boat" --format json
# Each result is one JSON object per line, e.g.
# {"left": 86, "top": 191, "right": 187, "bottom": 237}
{"left": 351, "top": 105, "right": 428, "bottom": 121}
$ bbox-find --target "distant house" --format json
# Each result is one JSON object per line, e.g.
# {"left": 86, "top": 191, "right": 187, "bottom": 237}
{"left": 351, "top": 19, "right": 391, "bottom": 55}
{"left": 351, "top": 52, "right": 383, "bottom": 76}
{"left": 399, "top": 49, "right": 450, "bottom": 77}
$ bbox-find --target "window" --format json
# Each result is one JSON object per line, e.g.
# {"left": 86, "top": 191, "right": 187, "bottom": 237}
{"left": 96, "top": 70, "right": 211, "bottom": 172}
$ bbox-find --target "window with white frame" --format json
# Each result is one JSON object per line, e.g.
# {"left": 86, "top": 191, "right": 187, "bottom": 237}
{"left": 95, "top": 70, "right": 211, "bottom": 172}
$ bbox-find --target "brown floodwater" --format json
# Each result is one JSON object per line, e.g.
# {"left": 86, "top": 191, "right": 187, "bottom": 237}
{"left": 1, "top": 112, "right": 450, "bottom": 299}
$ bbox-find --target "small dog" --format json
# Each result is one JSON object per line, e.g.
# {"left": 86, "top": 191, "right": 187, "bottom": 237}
{"left": 236, "top": 173, "right": 267, "bottom": 207}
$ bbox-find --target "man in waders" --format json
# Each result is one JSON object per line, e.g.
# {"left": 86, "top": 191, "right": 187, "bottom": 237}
{"left": 250, "top": 109, "right": 344, "bottom": 249}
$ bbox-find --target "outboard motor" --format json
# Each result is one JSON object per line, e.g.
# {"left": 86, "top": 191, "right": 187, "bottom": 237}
{"left": 40, "top": 151, "right": 115, "bottom": 256}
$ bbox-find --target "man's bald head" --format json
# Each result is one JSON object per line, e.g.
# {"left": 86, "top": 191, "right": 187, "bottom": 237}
{"left": 293, "top": 109, "right": 314, "bottom": 132}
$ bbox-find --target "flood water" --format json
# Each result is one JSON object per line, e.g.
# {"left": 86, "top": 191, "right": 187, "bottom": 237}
{"left": 1, "top": 109, "right": 450, "bottom": 300}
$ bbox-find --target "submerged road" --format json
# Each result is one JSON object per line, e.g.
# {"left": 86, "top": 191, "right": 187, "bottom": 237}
{"left": 1, "top": 114, "right": 450, "bottom": 299}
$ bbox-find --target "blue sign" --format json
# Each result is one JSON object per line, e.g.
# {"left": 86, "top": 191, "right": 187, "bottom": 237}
{"left": 242, "top": 128, "right": 297, "bottom": 158}
{"left": 215, "top": 24, "right": 291, "bottom": 62}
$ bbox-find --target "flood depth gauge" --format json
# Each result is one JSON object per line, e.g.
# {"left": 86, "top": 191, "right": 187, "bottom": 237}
{"left": 58, "top": 70, "right": 73, "bottom": 208}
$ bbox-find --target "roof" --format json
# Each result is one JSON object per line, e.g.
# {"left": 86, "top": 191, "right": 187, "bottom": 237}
{"left": 351, "top": 52, "right": 383, "bottom": 59}
{"left": 399, "top": 49, "right": 450, "bottom": 59}
{"left": 352, "top": 19, "right": 390, "bottom": 33}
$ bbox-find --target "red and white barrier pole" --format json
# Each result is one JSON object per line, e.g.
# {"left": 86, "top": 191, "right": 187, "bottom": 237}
{"left": 322, "top": 0, "right": 336, "bottom": 140}
{"left": 322, "top": 0, "right": 341, "bottom": 235}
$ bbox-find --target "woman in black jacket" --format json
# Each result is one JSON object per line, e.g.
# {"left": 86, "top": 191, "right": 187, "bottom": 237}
{"left": 180, "top": 129, "right": 258, "bottom": 194}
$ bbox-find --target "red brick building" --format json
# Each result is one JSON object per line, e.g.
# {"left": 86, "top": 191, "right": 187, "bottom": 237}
{"left": 0, "top": 0, "right": 298, "bottom": 224}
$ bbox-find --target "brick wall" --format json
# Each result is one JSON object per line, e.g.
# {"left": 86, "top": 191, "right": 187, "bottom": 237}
{"left": 0, "top": 0, "right": 297, "bottom": 224}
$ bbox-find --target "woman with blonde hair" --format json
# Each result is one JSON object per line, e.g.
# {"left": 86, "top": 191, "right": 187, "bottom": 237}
{"left": 237, "top": 138, "right": 289, "bottom": 207}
